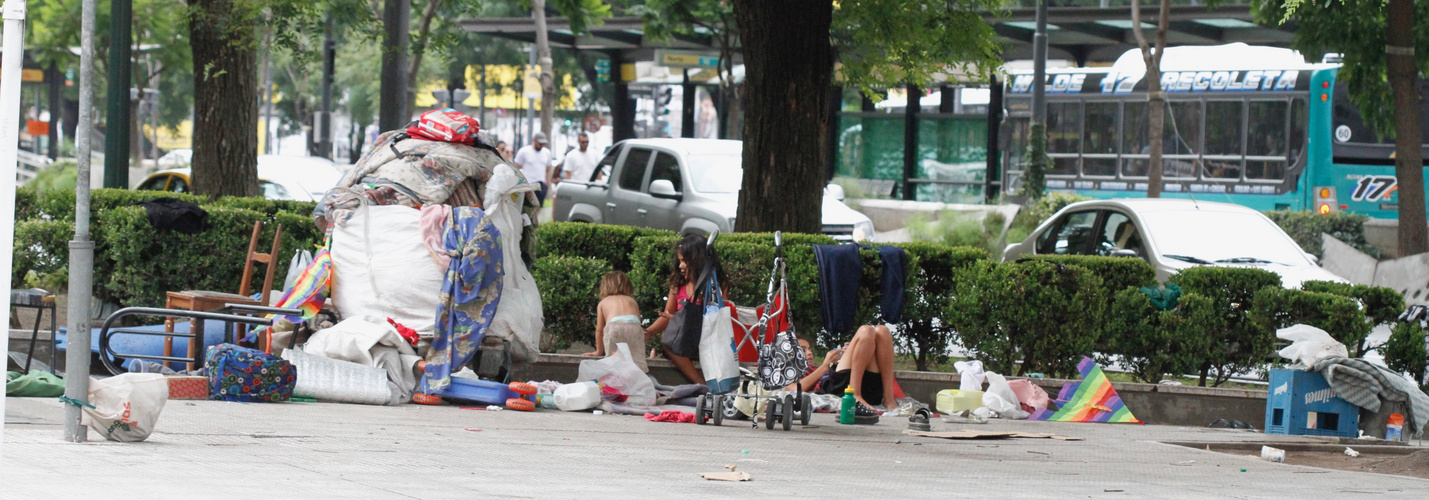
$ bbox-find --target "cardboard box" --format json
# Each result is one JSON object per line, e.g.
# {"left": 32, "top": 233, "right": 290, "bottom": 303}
{"left": 166, "top": 375, "right": 210, "bottom": 400}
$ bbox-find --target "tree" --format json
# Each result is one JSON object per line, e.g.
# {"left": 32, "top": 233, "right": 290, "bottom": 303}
{"left": 1256, "top": 0, "right": 1429, "bottom": 256}
{"left": 730, "top": 0, "right": 1003, "bottom": 233}
{"left": 1130, "top": 0, "right": 1170, "bottom": 199}
{"left": 187, "top": 0, "right": 264, "bottom": 197}
{"left": 636, "top": 0, "right": 739, "bottom": 138}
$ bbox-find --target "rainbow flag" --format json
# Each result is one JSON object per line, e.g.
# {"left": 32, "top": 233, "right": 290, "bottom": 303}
{"left": 1028, "top": 356, "right": 1143, "bottom": 424}
{"left": 268, "top": 247, "right": 333, "bottom": 322}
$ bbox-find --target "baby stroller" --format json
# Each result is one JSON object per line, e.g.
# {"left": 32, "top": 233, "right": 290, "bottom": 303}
{"left": 694, "top": 232, "right": 813, "bottom": 430}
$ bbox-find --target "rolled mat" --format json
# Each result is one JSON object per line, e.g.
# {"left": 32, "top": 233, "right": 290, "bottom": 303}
{"left": 281, "top": 348, "right": 392, "bottom": 405}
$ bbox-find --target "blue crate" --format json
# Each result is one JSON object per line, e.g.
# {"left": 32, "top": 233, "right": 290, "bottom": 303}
{"left": 1264, "top": 369, "right": 1360, "bottom": 438}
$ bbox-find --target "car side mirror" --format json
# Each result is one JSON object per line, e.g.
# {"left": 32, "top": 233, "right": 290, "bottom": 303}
{"left": 650, "top": 179, "right": 682, "bottom": 200}
{"left": 1308, "top": 254, "right": 1320, "bottom": 266}
{"left": 1111, "top": 249, "right": 1140, "bottom": 259}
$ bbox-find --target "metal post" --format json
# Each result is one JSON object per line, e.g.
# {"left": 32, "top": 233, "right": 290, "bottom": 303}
{"left": 680, "top": 71, "right": 695, "bottom": 138}
{"left": 47, "top": 63, "right": 60, "bottom": 160}
{"left": 985, "top": 76, "right": 1003, "bottom": 204}
{"left": 1032, "top": 0, "right": 1048, "bottom": 126}
{"left": 0, "top": 0, "right": 29, "bottom": 444}
{"left": 378, "top": 0, "right": 410, "bottom": 132}
{"left": 103, "top": 0, "right": 130, "bottom": 188}
{"left": 610, "top": 51, "right": 634, "bottom": 142}
{"left": 903, "top": 84, "right": 920, "bottom": 201}
{"left": 526, "top": 43, "right": 536, "bottom": 146}
{"left": 261, "top": 24, "right": 274, "bottom": 155}
{"left": 318, "top": 11, "right": 335, "bottom": 159}
{"left": 63, "top": 0, "right": 97, "bottom": 443}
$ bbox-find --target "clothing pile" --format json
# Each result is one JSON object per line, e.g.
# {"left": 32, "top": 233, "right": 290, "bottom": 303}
{"left": 266, "top": 109, "right": 545, "bottom": 405}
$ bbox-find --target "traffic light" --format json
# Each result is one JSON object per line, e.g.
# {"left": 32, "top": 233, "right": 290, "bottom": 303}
{"left": 658, "top": 87, "right": 673, "bottom": 107}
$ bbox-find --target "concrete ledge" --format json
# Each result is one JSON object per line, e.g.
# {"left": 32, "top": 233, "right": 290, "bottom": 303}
{"left": 528, "top": 353, "right": 1267, "bottom": 427}
{"left": 845, "top": 198, "right": 1021, "bottom": 232}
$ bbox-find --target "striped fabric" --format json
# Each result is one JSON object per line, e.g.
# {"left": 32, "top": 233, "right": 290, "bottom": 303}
{"left": 1313, "top": 356, "right": 1429, "bottom": 436}
{"left": 1028, "top": 356, "right": 1143, "bottom": 424}
{"left": 268, "top": 246, "right": 334, "bottom": 322}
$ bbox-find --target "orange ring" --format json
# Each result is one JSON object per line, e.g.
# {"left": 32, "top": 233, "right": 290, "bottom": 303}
{"left": 412, "top": 393, "right": 445, "bottom": 406}
{"left": 505, "top": 398, "right": 536, "bottom": 411}
{"left": 508, "top": 382, "right": 538, "bottom": 395}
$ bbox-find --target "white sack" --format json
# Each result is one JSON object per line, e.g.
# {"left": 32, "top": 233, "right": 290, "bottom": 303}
{"left": 331, "top": 204, "right": 444, "bottom": 337}
{"left": 82, "top": 373, "right": 169, "bottom": 442}
{"left": 1277, "top": 324, "right": 1349, "bottom": 370}
{"left": 482, "top": 163, "right": 542, "bottom": 362}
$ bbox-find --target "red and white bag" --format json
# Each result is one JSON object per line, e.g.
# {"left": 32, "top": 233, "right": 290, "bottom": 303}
{"left": 406, "top": 108, "right": 480, "bottom": 145}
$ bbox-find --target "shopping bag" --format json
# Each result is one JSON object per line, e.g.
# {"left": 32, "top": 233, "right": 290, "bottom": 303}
{"left": 283, "top": 249, "right": 314, "bottom": 293}
{"left": 82, "top": 373, "right": 169, "bottom": 442}
{"left": 756, "top": 286, "right": 806, "bottom": 391}
{"left": 577, "top": 343, "right": 656, "bottom": 406}
{"left": 205, "top": 343, "right": 298, "bottom": 403}
{"left": 698, "top": 274, "right": 739, "bottom": 394}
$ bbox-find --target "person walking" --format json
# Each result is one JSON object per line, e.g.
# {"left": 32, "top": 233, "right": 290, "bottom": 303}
{"left": 514, "top": 132, "right": 553, "bottom": 205}
{"left": 560, "top": 132, "right": 602, "bottom": 183}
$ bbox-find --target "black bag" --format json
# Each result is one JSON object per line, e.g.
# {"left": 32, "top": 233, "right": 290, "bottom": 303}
{"left": 663, "top": 263, "right": 715, "bottom": 359}
{"left": 757, "top": 275, "right": 807, "bottom": 390}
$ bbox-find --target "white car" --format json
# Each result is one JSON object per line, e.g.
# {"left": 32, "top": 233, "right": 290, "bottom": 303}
{"left": 137, "top": 155, "right": 344, "bottom": 202}
{"left": 1001, "top": 198, "right": 1346, "bottom": 289}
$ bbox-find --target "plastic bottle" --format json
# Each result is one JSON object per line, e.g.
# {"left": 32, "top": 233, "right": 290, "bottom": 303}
{"left": 534, "top": 393, "right": 557, "bottom": 409}
{"left": 840, "top": 386, "right": 856, "bottom": 425}
{"left": 1387, "top": 413, "right": 1405, "bottom": 441}
{"left": 552, "top": 381, "right": 602, "bottom": 412}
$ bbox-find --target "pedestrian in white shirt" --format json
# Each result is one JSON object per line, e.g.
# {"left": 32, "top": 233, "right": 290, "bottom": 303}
{"left": 514, "top": 132, "right": 553, "bottom": 205}
{"left": 561, "top": 133, "right": 601, "bottom": 183}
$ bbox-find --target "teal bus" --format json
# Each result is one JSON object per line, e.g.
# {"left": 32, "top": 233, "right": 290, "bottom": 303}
{"left": 1000, "top": 45, "right": 1429, "bottom": 219}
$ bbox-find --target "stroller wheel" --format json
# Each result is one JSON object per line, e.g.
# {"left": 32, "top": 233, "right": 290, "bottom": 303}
{"left": 782, "top": 395, "right": 794, "bottom": 431}
{"left": 720, "top": 394, "right": 744, "bottom": 421}
{"left": 765, "top": 400, "right": 777, "bottom": 430}
{"left": 695, "top": 395, "right": 709, "bottom": 425}
{"left": 800, "top": 394, "right": 812, "bottom": 426}
{"left": 711, "top": 395, "right": 724, "bottom": 426}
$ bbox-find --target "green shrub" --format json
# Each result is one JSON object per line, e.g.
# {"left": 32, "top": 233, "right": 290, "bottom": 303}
{"left": 531, "top": 256, "right": 612, "bottom": 351}
{"left": 1300, "top": 280, "right": 1405, "bottom": 355}
{"left": 210, "top": 196, "right": 318, "bottom": 217}
{"left": 890, "top": 243, "right": 986, "bottom": 370}
{"left": 96, "top": 206, "right": 321, "bottom": 307}
{"left": 16, "top": 185, "right": 37, "bottom": 221}
{"left": 1251, "top": 287, "right": 1372, "bottom": 357}
{"left": 1104, "top": 289, "right": 1217, "bottom": 383}
{"left": 534, "top": 222, "right": 674, "bottom": 272}
{"left": 1170, "top": 266, "right": 1282, "bottom": 386}
{"left": 1382, "top": 321, "right": 1427, "bottom": 380}
{"left": 31, "top": 188, "right": 206, "bottom": 221}
{"left": 1028, "top": 255, "right": 1156, "bottom": 351}
{"left": 946, "top": 260, "right": 1105, "bottom": 377}
{"left": 12, "top": 219, "right": 75, "bottom": 289}
{"left": 1263, "top": 210, "right": 1378, "bottom": 259}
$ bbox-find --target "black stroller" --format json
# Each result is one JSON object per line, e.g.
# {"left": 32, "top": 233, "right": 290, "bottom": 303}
{"left": 694, "top": 232, "right": 813, "bottom": 430}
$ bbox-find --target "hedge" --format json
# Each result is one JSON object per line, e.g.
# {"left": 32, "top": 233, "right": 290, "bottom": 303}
{"left": 1300, "top": 280, "right": 1405, "bottom": 356}
{"left": 1382, "top": 321, "right": 1427, "bottom": 380}
{"left": 1263, "top": 210, "right": 1378, "bottom": 259}
{"left": 946, "top": 260, "right": 1106, "bottom": 377}
{"left": 1105, "top": 289, "right": 1216, "bottom": 383}
{"left": 531, "top": 256, "right": 612, "bottom": 351}
{"left": 1251, "top": 287, "right": 1371, "bottom": 357}
{"left": 1171, "top": 266, "right": 1282, "bottom": 386}
{"left": 534, "top": 222, "right": 674, "bottom": 272}
{"left": 890, "top": 243, "right": 987, "bottom": 370}
{"left": 1025, "top": 255, "right": 1157, "bottom": 351}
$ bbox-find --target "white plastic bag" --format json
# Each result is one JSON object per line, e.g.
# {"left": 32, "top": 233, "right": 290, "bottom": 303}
{"left": 577, "top": 343, "right": 656, "bottom": 406}
{"left": 954, "top": 360, "right": 986, "bottom": 392}
{"left": 482, "top": 163, "right": 542, "bottom": 362}
{"left": 283, "top": 249, "right": 314, "bottom": 294}
{"left": 1277, "top": 324, "right": 1348, "bottom": 369}
{"left": 331, "top": 205, "right": 445, "bottom": 336}
{"left": 981, "top": 372, "right": 1030, "bottom": 420}
{"left": 700, "top": 305, "right": 739, "bottom": 393}
{"left": 82, "top": 373, "right": 169, "bottom": 442}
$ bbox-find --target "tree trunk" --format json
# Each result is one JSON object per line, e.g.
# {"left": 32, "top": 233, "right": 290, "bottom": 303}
{"left": 407, "top": 0, "right": 443, "bottom": 113}
{"left": 1387, "top": 0, "right": 1428, "bottom": 256}
{"left": 187, "top": 0, "right": 259, "bottom": 198}
{"left": 533, "top": 0, "right": 556, "bottom": 140}
{"left": 379, "top": 0, "right": 411, "bottom": 132}
{"left": 1132, "top": 0, "right": 1170, "bottom": 198}
{"left": 731, "top": 0, "right": 832, "bottom": 234}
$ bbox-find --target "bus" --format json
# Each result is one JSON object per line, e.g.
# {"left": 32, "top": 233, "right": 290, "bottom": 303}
{"left": 1000, "top": 43, "right": 1429, "bottom": 219}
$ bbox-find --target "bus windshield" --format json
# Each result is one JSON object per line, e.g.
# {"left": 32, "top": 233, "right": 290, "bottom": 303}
{"left": 1331, "top": 82, "right": 1429, "bottom": 164}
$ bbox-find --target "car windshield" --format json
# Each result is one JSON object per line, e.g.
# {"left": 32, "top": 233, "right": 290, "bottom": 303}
{"left": 685, "top": 154, "right": 742, "bottom": 193}
{"left": 1140, "top": 210, "right": 1310, "bottom": 265}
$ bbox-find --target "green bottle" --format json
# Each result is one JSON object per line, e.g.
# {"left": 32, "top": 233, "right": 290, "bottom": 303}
{"left": 840, "top": 386, "right": 856, "bottom": 424}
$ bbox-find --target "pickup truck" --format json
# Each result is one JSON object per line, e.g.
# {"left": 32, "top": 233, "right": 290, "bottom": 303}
{"left": 551, "top": 138, "right": 876, "bottom": 239}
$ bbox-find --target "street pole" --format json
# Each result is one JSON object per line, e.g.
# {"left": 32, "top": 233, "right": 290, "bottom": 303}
{"left": 103, "top": 0, "right": 131, "bottom": 188}
{"left": 63, "top": 0, "right": 97, "bottom": 443}
{"left": 378, "top": 0, "right": 410, "bottom": 132}
{"left": 526, "top": 43, "right": 537, "bottom": 146}
{"left": 0, "top": 0, "right": 27, "bottom": 447}
{"left": 261, "top": 24, "right": 274, "bottom": 155}
{"left": 319, "top": 11, "right": 335, "bottom": 159}
{"left": 1032, "top": 0, "right": 1047, "bottom": 126}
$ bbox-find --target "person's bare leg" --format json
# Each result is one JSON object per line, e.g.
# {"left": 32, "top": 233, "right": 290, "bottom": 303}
{"left": 664, "top": 347, "right": 703, "bottom": 384}
{"left": 840, "top": 326, "right": 878, "bottom": 407}
{"left": 873, "top": 325, "right": 898, "bottom": 409}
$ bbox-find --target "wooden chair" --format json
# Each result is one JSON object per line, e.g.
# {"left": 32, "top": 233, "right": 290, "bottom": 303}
{"left": 163, "top": 221, "right": 283, "bottom": 370}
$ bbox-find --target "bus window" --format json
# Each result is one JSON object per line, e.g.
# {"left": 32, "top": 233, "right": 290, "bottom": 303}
{"left": 1123, "top": 101, "right": 1148, "bottom": 177}
{"left": 1288, "top": 98, "right": 1307, "bottom": 164}
{"left": 1248, "top": 100, "right": 1290, "bottom": 180}
{"left": 1164, "top": 101, "right": 1201, "bottom": 157}
{"left": 1083, "top": 102, "right": 1118, "bottom": 177}
{"left": 1204, "top": 101, "right": 1244, "bottom": 179}
{"left": 1048, "top": 102, "right": 1081, "bottom": 175}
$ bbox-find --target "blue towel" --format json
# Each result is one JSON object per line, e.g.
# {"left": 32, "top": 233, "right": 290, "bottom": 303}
{"left": 876, "top": 246, "right": 907, "bottom": 323}
{"left": 814, "top": 244, "right": 862, "bottom": 336}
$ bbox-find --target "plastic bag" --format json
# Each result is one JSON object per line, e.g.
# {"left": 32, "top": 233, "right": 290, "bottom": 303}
{"left": 82, "top": 373, "right": 169, "bottom": 442}
{"left": 283, "top": 249, "right": 314, "bottom": 294}
{"left": 698, "top": 276, "right": 739, "bottom": 393}
{"left": 1277, "top": 324, "right": 1348, "bottom": 369}
{"left": 577, "top": 343, "right": 656, "bottom": 406}
{"left": 1008, "top": 379, "right": 1049, "bottom": 411}
{"left": 482, "top": 163, "right": 542, "bottom": 362}
{"left": 954, "top": 360, "right": 986, "bottom": 392}
{"left": 981, "top": 372, "right": 1029, "bottom": 420}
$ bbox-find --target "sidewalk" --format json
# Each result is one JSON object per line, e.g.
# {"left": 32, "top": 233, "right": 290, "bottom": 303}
{"left": 5, "top": 396, "right": 1426, "bottom": 498}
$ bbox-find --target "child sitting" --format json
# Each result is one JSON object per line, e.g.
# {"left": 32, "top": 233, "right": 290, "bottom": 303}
{"left": 582, "top": 271, "right": 649, "bottom": 373}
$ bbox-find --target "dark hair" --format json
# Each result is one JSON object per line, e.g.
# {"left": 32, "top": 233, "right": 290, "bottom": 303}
{"left": 668, "top": 234, "right": 723, "bottom": 291}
